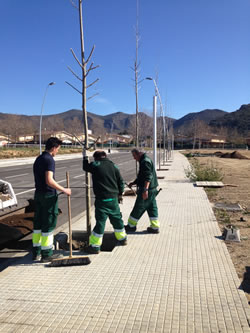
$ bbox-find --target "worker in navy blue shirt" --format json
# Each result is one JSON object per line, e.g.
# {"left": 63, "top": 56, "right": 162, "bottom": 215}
{"left": 32, "top": 137, "right": 71, "bottom": 263}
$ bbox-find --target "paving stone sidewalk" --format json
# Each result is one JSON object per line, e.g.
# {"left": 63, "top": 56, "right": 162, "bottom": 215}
{"left": 0, "top": 151, "right": 250, "bottom": 333}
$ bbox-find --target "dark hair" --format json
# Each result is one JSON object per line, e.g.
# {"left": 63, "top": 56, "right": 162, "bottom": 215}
{"left": 131, "top": 148, "right": 141, "bottom": 155}
{"left": 45, "top": 137, "right": 63, "bottom": 151}
{"left": 93, "top": 150, "right": 107, "bottom": 160}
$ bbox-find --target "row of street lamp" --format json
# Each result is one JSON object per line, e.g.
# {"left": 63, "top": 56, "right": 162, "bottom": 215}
{"left": 146, "top": 77, "right": 167, "bottom": 168}
{"left": 39, "top": 78, "right": 168, "bottom": 168}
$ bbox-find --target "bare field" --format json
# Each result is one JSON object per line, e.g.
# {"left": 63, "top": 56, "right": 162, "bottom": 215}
{"left": 185, "top": 149, "right": 250, "bottom": 302}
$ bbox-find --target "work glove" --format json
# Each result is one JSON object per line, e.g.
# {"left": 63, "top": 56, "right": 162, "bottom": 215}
{"left": 118, "top": 194, "right": 123, "bottom": 204}
{"left": 128, "top": 182, "right": 134, "bottom": 188}
{"left": 82, "top": 151, "right": 88, "bottom": 160}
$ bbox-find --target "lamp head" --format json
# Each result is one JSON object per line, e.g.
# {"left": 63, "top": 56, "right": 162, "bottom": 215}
{"left": 145, "top": 77, "right": 153, "bottom": 81}
{"left": 49, "top": 82, "right": 56, "bottom": 86}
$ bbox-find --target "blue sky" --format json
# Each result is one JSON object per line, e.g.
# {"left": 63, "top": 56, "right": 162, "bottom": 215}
{"left": 1, "top": 0, "right": 250, "bottom": 121}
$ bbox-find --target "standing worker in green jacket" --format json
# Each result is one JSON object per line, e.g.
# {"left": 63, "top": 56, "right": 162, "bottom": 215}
{"left": 125, "top": 148, "right": 160, "bottom": 234}
{"left": 83, "top": 150, "right": 127, "bottom": 254}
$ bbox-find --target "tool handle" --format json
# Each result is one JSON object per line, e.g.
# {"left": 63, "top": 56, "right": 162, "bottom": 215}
{"left": 66, "top": 171, "right": 72, "bottom": 258}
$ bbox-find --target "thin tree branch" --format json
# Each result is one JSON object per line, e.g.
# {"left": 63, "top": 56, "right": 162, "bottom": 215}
{"left": 67, "top": 66, "right": 82, "bottom": 81}
{"left": 87, "top": 92, "right": 99, "bottom": 101}
{"left": 72, "top": 133, "right": 84, "bottom": 146}
{"left": 65, "top": 81, "right": 82, "bottom": 95}
{"left": 89, "top": 65, "right": 100, "bottom": 71}
{"left": 70, "top": 48, "right": 84, "bottom": 70}
{"left": 86, "top": 62, "right": 94, "bottom": 72}
{"left": 86, "top": 45, "right": 95, "bottom": 64}
{"left": 86, "top": 63, "right": 100, "bottom": 76}
{"left": 70, "top": 0, "right": 78, "bottom": 9}
{"left": 86, "top": 78, "right": 99, "bottom": 89}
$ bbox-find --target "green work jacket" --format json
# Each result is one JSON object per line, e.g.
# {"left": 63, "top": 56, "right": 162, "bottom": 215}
{"left": 83, "top": 157, "right": 124, "bottom": 199}
{"left": 135, "top": 153, "right": 158, "bottom": 191}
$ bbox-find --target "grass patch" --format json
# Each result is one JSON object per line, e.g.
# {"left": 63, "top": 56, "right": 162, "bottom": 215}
{"left": 184, "top": 152, "right": 193, "bottom": 158}
{"left": 215, "top": 209, "right": 231, "bottom": 224}
{"left": 0, "top": 147, "right": 83, "bottom": 159}
{"left": 185, "top": 158, "right": 224, "bottom": 182}
{"left": 204, "top": 188, "right": 218, "bottom": 200}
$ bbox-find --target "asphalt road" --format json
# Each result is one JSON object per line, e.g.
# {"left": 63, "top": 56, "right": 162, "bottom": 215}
{"left": 0, "top": 152, "right": 139, "bottom": 229}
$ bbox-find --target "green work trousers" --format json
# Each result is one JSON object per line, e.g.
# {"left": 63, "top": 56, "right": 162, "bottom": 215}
{"left": 89, "top": 198, "right": 126, "bottom": 249}
{"left": 128, "top": 189, "right": 159, "bottom": 229}
{"left": 32, "top": 192, "right": 58, "bottom": 258}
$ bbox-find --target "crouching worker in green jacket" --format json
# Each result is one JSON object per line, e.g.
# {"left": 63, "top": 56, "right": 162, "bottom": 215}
{"left": 83, "top": 150, "right": 127, "bottom": 254}
{"left": 125, "top": 148, "right": 160, "bottom": 234}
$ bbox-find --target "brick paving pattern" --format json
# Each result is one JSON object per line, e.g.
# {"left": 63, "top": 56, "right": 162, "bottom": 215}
{"left": 0, "top": 151, "right": 249, "bottom": 332}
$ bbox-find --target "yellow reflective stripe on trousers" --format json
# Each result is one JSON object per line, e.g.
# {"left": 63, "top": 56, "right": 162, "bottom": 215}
{"left": 128, "top": 216, "right": 138, "bottom": 227}
{"left": 41, "top": 232, "right": 54, "bottom": 250}
{"left": 89, "top": 231, "right": 103, "bottom": 247}
{"left": 114, "top": 228, "right": 127, "bottom": 241}
{"left": 150, "top": 219, "right": 160, "bottom": 229}
{"left": 32, "top": 230, "right": 41, "bottom": 246}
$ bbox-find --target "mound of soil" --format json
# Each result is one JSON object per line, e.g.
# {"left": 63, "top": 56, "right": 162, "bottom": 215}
{"left": 214, "top": 151, "right": 223, "bottom": 157}
{"left": 231, "top": 151, "right": 249, "bottom": 159}
{"left": 220, "top": 150, "right": 249, "bottom": 159}
{"left": 220, "top": 152, "right": 232, "bottom": 158}
{"left": 0, "top": 213, "right": 34, "bottom": 249}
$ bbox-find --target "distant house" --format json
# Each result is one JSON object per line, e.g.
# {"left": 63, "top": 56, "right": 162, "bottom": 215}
{"left": 18, "top": 134, "right": 34, "bottom": 143}
{"left": 175, "top": 134, "right": 226, "bottom": 149}
{"left": 0, "top": 133, "right": 11, "bottom": 146}
{"left": 102, "top": 134, "right": 133, "bottom": 145}
{"left": 200, "top": 136, "right": 226, "bottom": 148}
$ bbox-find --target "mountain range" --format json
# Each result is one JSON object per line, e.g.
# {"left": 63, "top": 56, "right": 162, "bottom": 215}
{"left": 0, "top": 103, "right": 250, "bottom": 138}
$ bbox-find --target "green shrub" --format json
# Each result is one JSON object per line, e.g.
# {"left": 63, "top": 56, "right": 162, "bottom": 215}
{"left": 185, "top": 159, "right": 223, "bottom": 182}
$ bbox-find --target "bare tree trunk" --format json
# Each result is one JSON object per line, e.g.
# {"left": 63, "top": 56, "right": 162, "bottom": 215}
{"left": 133, "top": 0, "right": 140, "bottom": 177}
{"left": 78, "top": 0, "right": 91, "bottom": 237}
{"left": 135, "top": 0, "right": 139, "bottom": 150}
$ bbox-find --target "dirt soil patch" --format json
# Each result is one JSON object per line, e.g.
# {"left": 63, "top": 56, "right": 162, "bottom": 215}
{"left": 185, "top": 149, "right": 250, "bottom": 303}
{"left": 220, "top": 150, "right": 249, "bottom": 159}
{"left": 0, "top": 213, "right": 34, "bottom": 249}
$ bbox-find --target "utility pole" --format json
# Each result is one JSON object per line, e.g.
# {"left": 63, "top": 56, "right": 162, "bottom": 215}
{"left": 153, "top": 96, "right": 157, "bottom": 168}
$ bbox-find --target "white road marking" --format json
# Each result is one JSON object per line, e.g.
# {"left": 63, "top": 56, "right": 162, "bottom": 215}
{"left": 73, "top": 174, "right": 84, "bottom": 179}
{"left": 5, "top": 173, "right": 29, "bottom": 179}
{"left": 16, "top": 179, "right": 65, "bottom": 196}
{"left": 117, "top": 161, "right": 132, "bottom": 166}
{"left": 16, "top": 188, "right": 35, "bottom": 196}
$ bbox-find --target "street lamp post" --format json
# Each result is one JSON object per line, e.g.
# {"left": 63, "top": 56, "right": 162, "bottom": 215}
{"left": 146, "top": 77, "right": 166, "bottom": 168}
{"left": 153, "top": 95, "right": 157, "bottom": 168}
{"left": 39, "top": 82, "right": 55, "bottom": 154}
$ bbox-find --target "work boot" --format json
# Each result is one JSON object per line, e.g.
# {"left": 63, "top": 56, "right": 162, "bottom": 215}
{"left": 41, "top": 253, "right": 64, "bottom": 263}
{"left": 32, "top": 254, "right": 41, "bottom": 261}
{"left": 84, "top": 246, "right": 100, "bottom": 254}
{"left": 117, "top": 238, "right": 128, "bottom": 246}
{"left": 147, "top": 227, "right": 159, "bottom": 234}
{"left": 125, "top": 225, "right": 136, "bottom": 233}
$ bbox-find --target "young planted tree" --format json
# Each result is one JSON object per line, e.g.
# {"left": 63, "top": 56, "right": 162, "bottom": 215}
{"left": 67, "top": 0, "right": 99, "bottom": 237}
{"left": 130, "top": 0, "right": 141, "bottom": 176}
